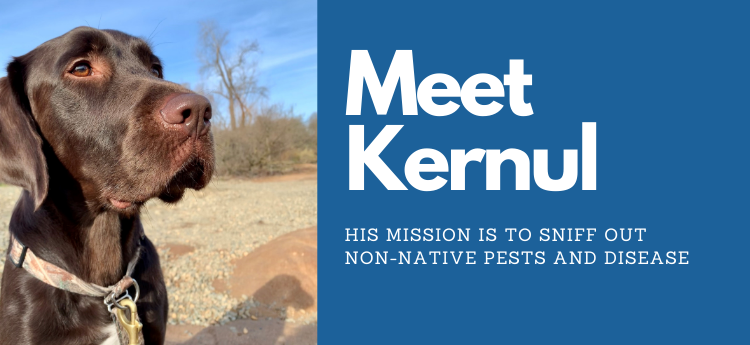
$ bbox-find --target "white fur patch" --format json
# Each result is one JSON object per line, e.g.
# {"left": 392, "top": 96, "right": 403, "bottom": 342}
{"left": 99, "top": 324, "right": 120, "bottom": 345}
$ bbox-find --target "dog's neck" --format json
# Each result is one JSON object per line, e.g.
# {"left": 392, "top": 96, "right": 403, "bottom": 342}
{"left": 11, "top": 185, "right": 141, "bottom": 287}
{"left": 81, "top": 211, "right": 140, "bottom": 285}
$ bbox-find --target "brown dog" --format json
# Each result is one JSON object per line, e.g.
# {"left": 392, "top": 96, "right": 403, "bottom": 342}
{"left": 0, "top": 27, "right": 214, "bottom": 344}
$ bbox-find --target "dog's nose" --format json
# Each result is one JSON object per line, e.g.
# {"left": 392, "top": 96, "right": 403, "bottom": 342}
{"left": 160, "top": 93, "right": 212, "bottom": 137}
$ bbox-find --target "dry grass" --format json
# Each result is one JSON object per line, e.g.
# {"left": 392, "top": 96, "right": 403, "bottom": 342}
{"left": 213, "top": 108, "right": 316, "bottom": 177}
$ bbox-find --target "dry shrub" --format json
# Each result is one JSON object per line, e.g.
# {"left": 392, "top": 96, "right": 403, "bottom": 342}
{"left": 213, "top": 105, "right": 316, "bottom": 176}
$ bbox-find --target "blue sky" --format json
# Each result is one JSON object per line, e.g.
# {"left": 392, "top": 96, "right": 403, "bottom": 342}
{"left": 0, "top": 0, "right": 317, "bottom": 117}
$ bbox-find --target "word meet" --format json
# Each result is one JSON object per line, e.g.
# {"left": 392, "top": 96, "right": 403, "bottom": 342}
{"left": 346, "top": 50, "right": 596, "bottom": 192}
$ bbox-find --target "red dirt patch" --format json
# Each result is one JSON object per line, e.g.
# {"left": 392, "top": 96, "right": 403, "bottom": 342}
{"left": 212, "top": 279, "right": 229, "bottom": 293}
{"left": 165, "top": 319, "right": 316, "bottom": 345}
{"left": 161, "top": 243, "right": 196, "bottom": 258}
{"left": 252, "top": 164, "right": 317, "bottom": 183}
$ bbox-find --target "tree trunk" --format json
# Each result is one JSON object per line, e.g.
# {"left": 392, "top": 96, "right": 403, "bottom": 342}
{"left": 228, "top": 97, "right": 236, "bottom": 130}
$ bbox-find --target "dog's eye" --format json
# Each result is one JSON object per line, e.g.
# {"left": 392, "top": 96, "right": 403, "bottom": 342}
{"left": 70, "top": 62, "right": 92, "bottom": 77}
{"left": 151, "top": 65, "right": 161, "bottom": 78}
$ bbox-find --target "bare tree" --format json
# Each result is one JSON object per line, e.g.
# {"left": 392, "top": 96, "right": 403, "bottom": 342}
{"left": 197, "top": 21, "right": 267, "bottom": 130}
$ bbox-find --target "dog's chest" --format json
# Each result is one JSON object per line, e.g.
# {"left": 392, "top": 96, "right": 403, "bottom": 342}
{"left": 99, "top": 324, "right": 119, "bottom": 345}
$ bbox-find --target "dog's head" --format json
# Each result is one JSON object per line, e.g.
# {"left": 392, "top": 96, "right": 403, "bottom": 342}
{"left": 0, "top": 27, "right": 214, "bottom": 214}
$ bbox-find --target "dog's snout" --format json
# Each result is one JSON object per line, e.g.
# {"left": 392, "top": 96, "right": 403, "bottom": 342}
{"left": 160, "top": 93, "right": 212, "bottom": 137}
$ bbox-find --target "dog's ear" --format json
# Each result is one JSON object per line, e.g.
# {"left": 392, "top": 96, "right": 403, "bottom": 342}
{"left": 0, "top": 59, "right": 48, "bottom": 210}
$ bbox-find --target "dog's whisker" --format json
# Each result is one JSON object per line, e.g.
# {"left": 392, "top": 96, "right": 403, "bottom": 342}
{"left": 148, "top": 19, "right": 166, "bottom": 43}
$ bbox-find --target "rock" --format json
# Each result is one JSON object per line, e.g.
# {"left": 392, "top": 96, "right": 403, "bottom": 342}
{"left": 226, "top": 227, "right": 317, "bottom": 315}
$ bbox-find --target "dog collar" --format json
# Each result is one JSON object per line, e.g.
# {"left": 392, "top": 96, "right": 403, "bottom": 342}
{"left": 8, "top": 233, "right": 142, "bottom": 300}
{"left": 7, "top": 232, "right": 145, "bottom": 345}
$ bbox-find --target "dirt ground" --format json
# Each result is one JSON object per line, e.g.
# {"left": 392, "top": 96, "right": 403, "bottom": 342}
{"left": 0, "top": 168, "right": 318, "bottom": 345}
